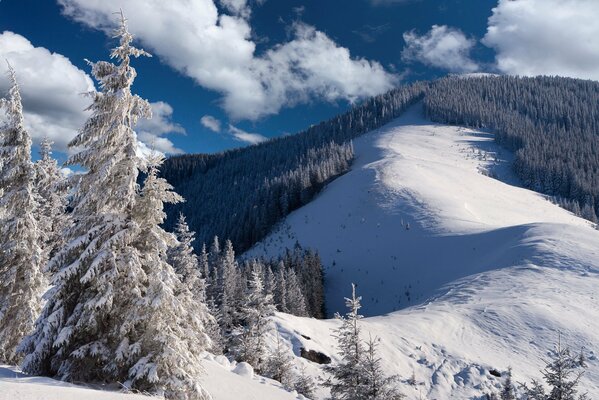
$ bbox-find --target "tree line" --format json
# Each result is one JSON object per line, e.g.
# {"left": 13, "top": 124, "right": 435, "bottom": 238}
{"left": 425, "top": 75, "right": 599, "bottom": 224}
{"left": 161, "top": 82, "right": 427, "bottom": 253}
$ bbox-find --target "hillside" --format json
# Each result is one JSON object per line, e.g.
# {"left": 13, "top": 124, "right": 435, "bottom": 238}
{"left": 2, "top": 103, "right": 597, "bottom": 400}
{"left": 246, "top": 104, "right": 599, "bottom": 398}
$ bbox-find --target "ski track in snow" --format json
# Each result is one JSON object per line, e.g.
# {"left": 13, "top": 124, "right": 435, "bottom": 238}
{"left": 247, "top": 104, "right": 599, "bottom": 399}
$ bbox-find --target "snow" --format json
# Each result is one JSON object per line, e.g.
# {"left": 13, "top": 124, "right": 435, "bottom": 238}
{"left": 2, "top": 104, "right": 598, "bottom": 399}
{"left": 247, "top": 104, "right": 599, "bottom": 398}
{"left": 1, "top": 356, "right": 300, "bottom": 400}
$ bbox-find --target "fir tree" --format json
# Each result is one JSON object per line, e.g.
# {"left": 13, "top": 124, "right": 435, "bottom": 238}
{"left": 0, "top": 64, "right": 45, "bottom": 364}
{"left": 21, "top": 14, "right": 152, "bottom": 380}
{"left": 360, "top": 335, "right": 404, "bottom": 400}
{"left": 324, "top": 283, "right": 365, "bottom": 400}
{"left": 127, "top": 153, "right": 212, "bottom": 399}
{"left": 500, "top": 367, "right": 516, "bottom": 400}
{"left": 274, "top": 262, "right": 288, "bottom": 312}
{"left": 219, "top": 240, "right": 241, "bottom": 331}
{"left": 33, "top": 136, "right": 69, "bottom": 265}
{"left": 169, "top": 213, "right": 205, "bottom": 301}
{"left": 294, "top": 365, "right": 316, "bottom": 399}
{"left": 285, "top": 268, "right": 308, "bottom": 317}
{"left": 265, "top": 333, "right": 293, "bottom": 388}
{"left": 521, "top": 336, "right": 588, "bottom": 400}
{"left": 235, "top": 263, "right": 276, "bottom": 372}
{"left": 20, "top": 15, "right": 212, "bottom": 400}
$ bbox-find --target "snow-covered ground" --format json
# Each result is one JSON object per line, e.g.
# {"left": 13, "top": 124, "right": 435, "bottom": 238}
{"left": 249, "top": 104, "right": 599, "bottom": 399}
{"left": 2, "top": 104, "right": 598, "bottom": 399}
{"left": 1, "top": 356, "right": 301, "bottom": 400}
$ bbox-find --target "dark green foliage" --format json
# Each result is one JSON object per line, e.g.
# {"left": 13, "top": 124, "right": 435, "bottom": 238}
{"left": 162, "top": 83, "right": 426, "bottom": 252}
{"left": 425, "top": 75, "right": 599, "bottom": 223}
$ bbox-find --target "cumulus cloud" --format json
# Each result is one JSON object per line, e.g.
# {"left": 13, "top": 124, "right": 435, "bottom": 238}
{"left": 228, "top": 124, "right": 267, "bottom": 145}
{"left": 201, "top": 115, "right": 222, "bottom": 133}
{"left": 135, "top": 101, "right": 186, "bottom": 154}
{"left": 483, "top": 0, "right": 599, "bottom": 81}
{"left": 57, "top": 0, "right": 397, "bottom": 121}
{"left": 401, "top": 25, "right": 479, "bottom": 73}
{"left": 0, "top": 31, "right": 94, "bottom": 151}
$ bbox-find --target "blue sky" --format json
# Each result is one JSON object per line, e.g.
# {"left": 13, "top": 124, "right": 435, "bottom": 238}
{"left": 1, "top": 0, "right": 598, "bottom": 161}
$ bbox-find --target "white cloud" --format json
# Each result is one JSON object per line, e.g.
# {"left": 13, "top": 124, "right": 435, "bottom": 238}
{"left": 201, "top": 115, "right": 222, "bottom": 133}
{"left": 483, "top": 0, "right": 599, "bottom": 81}
{"left": 0, "top": 31, "right": 94, "bottom": 151}
{"left": 228, "top": 124, "right": 267, "bottom": 145}
{"left": 57, "top": 0, "right": 397, "bottom": 121}
{"left": 0, "top": 31, "right": 183, "bottom": 155}
{"left": 402, "top": 25, "right": 479, "bottom": 73}
{"left": 135, "top": 101, "right": 185, "bottom": 154}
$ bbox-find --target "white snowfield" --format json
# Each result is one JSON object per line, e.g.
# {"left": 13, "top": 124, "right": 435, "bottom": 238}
{"left": 2, "top": 105, "right": 598, "bottom": 399}
{"left": 250, "top": 104, "right": 599, "bottom": 399}
{"left": 0, "top": 355, "right": 301, "bottom": 400}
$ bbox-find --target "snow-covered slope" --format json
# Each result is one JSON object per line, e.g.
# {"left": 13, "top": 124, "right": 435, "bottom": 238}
{"left": 2, "top": 104, "right": 598, "bottom": 400}
{"left": 0, "top": 356, "right": 302, "bottom": 400}
{"left": 247, "top": 104, "right": 599, "bottom": 398}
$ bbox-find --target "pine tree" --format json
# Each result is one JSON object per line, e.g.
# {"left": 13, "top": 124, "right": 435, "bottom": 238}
{"left": 285, "top": 268, "right": 308, "bottom": 317}
{"left": 294, "top": 365, "right": 316, "bottom": 399}
{"left": 324, "top": 283, "right": 365, "bottom": 400}
{"left": 33, "top": 136, "right": 69, "bottom": 265}
{"left": 521, "top": 336, "right": 588, "bottom": 400}
{"left": 0, "top": 64, "right": 45, "bottom": 364}
{"left": 235, "top": 263, "right": 276, "bottom": 372}
{"left": 360, "top": 335, "right": 404, "bottom": 400}
{"left": 169, "top": 213, "right": 205, "bottom": 301}
{"left": 126, "top": 153, "right": 212, "bottom": 399}
{"left": 21, "top": 15, "right": 152, "bottom": 381}
{"left": 219, "top": 240, "right": 241, "bottom": 331}
{"left": 500, "top": 367, "right": 516, "bottom": 400}
{"left": 274, "top": 262, "right": 288, "bottom": 312}
{"left": 265, "top": 333, "right": 293, "bottom": 388}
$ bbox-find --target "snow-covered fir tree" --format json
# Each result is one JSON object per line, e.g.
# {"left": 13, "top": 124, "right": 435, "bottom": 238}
{"left": 234, "top": 263, "right": 276, "bottom": 372}
{"left": 21, "top": 15, "right": 152, "bottom": 380}
{"left": 274, "top": 263, "right": 288, "bottom": 312}
{"left": 500, "top": 367, "right": 516, "bottom": 400}
{"left": 521, "top": 336, "right": 588, "bottom": 400}
{"left": 324, "top": 283, "right": 365, "bottom": 400}
{"left": 285, "top": 268, "right": 308, "bottom": 317}
{"left": 127, "top": 153, "right": 212, "bottom": 399}
{"left": 361, "top": 335, "right": 404, "bottom": 400}
{"left": 294, "top": 365, "right": 316, "bottom": 399}
{"left": 33, "top": 136, "right": 69, "bottom": 265}
{"left": 20, "top": 15, "right": 212, "bottom": 399}
{"left": 219, "top": 240, "right": 242, "bottom": 331}
{"left": 169, "top": 213, "right": 205, "bottom": 301}
{"left": 0, "top": 64, "right": 45, "bottom": 364}
{"left": 199, "top": 243, "right": 210, "bottom": 288}
{"left": 265, "top": 333, "right": 293, "bottom": 388}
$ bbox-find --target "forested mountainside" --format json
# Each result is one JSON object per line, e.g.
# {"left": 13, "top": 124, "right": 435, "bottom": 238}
{"left": 161, "top": 83, "right": 427, "bottom": 251}
{"left": 163, "top": 75, "right": 599, "bottom": 254}
{"left": 425, "top": 75, "right": 599, "bottom": 222}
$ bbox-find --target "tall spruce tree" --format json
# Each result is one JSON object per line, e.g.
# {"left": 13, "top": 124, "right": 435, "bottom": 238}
{"left": 169, "top": 213, "right": 205, "bottom": 301}
{"left": 127, "top": 154, "right": 212, "bottom": 399}
{"left": 0, "top": 64, "right": 45, "bottom": 364}
{"left": 360, "top": 336, "right": 404, "bottom": 400}
{"left": 324, "top": 283, "right": 365, "bottom": 400}
{"left": 521, "top": 336, "right": 588, "bottom": 400}
{"left": 20, "top": 15, "right": 212, "bottom": 400}
{"left": 235, "top": 263, "right": 276, "bottom": 372}
{"left": 33, "top": 136, "right": 69, "bottom": 265}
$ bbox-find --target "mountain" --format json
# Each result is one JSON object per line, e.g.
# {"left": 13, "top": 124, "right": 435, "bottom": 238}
{"left": 247, "top": 103, "right": 599, "bottom": 398}
{"left": 162, "top": 76, "right": 599, "bottom": 257}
